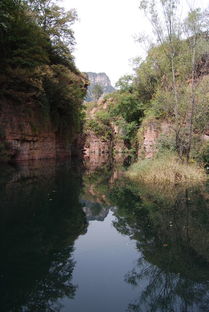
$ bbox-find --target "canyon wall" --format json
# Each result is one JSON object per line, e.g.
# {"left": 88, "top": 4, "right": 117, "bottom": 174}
{"left": 0, "top": 101, "right": 73, "bottom": 161}
{"left": 138, "top": 119, "right": 172, "bottom": 159}
{"left": 83, "top": 96, "right": 133, "bottom": 164}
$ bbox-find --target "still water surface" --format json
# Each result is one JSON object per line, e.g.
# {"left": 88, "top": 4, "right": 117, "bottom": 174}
{"left": 1, "top": 159, "right": 209, "bottom": 312}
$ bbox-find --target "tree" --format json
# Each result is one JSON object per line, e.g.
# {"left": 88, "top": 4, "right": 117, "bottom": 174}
{"left": 139, "top": 0, "right": 209, "bottom": 161}
{"left": 183, "top": 8, "right": 209, "bottom": 161}
{"left": 28, "top": 0, "right": 78, "bottom": 68}
{"left": 115, "top": 75, "right": 134, "bottom": 92}
{"left": 28, "top": 0, "right": 77, "bottom": 45}
{"left": 92, "top": 84, "right": 103, "bottom": 101}
{"left": 139, "top": 0, "right": 183, "bottom": 157}
{"left": 0, "top": 0, "right": 49, "bottom": 69}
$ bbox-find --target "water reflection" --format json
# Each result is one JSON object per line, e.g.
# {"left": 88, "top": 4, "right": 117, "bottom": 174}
{"left": 0, "top": 161, "right": 87, "bottom": 312}
{"left": 80, "top": 161, "right": 122, "bottom": 221}
{"left": 1, "top": 158, "right": 209, "bottom": 312}
{"left": 109, "top": 178, "right": 209, "bottom": 311}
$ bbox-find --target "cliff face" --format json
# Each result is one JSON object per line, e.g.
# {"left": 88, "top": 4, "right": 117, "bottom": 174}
{"left": 85, "top": 72, "right": 115, "bottom": 101}
{"left": 0, "top": 0, "right": 88, "bottom": 162}
{"left": 0, "top": 67, "right": 88, "bottom": 162}
{"left": 83, "top": 96, "right": 129, "bottom": 162}
{"left": 137, "top": 119, "right": 173, "bottom": 158}
{"left": 0, "top": 101, "right": 73, "bottom": 161}
{"left": 83, "top": 131, "right": 112, "bottom": 157}
{"left": 137, "top": 118, "right": 209, "bottom": 159}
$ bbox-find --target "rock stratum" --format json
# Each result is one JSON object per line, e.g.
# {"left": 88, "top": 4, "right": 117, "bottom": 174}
{"left": 0, "top": 101, "right": 72, "bottom": 161}
{"left": 0, "top": 69, "right": 87, "bottom": 162}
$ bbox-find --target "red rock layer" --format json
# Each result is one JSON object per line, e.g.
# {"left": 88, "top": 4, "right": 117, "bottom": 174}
{"left": 0, "top": 101, "right": 71, "bottom": 161}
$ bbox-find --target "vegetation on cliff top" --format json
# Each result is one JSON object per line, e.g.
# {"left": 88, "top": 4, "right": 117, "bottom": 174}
{"left": 0, "top": 0, "right": 87, "bottom": 141}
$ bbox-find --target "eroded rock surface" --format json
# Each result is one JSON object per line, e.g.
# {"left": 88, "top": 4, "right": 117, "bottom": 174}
{"left": 0, "top": 101, "right": 72, "bottom": 161}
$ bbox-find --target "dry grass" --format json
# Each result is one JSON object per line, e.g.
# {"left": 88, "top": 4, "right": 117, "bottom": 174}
{"left": 127, "top": 154, "right": 207, "bottom": 185}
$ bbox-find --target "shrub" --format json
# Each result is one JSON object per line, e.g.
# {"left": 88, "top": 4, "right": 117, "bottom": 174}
{"left": 126, "top": 152, "right": 207, "bottom": 185}
{"left": 196, "top": 142, "right": 209, "bottom": 165}
{"left": 157, "top": 133, "right": 176, "bottom": 153}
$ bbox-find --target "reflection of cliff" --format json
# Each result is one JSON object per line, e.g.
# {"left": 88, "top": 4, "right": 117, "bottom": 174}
{"left": 83, "top": 152, "right": 111, "bottom": 171}
{"left": 81, "top": 159, "right": 126, "bottom": 221}
{"left": 109, "top": 178, "right": 209, "bottom": 312}
{"left": 83, "top": 150, "right": 131, "bottom": 172}
{"left": 81, "top": 199, "right": 109, "bottom": 221}
{"left": 0, "top": 161, "right": 87, "bottom": 312}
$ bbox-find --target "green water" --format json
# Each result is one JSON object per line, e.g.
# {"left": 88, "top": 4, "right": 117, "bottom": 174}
{"left": 1, "top": 160, "right": 209, "bottom": 312}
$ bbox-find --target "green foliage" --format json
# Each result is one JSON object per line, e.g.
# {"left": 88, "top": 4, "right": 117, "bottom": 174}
{"left": 42, "top": 65, "right": 86, "bottom": 134}
{"left": 28, "top": 0, "right": 78, "bottom": 69}
{"left": 0, "top": 0, "right": 87, "bottom": 143}
{"left": 195, "top": 142, "right": 209, "bottom": 165}
{"left": 156, "top": 132, "right": 176, "bottom": 153}
{"left": 0, "top": 0, "right": 49, "bottom": 69}
{"left": 136, "top": 2, "right": 209, "bottom": 161}
{"left": 92, "top": 84, "right": 103, "bottom": 100}
{"left": 127, "top": 152, "right": 207, "bottom": 185}
{"left": 28, "top": 0, "right": 77, "bottom": 45}
{"left": 109, "top": 92, "right": 144, "bottom": 123}
{"left": 85, "top": 118, "right": 112, "bottom": 140}
{"left": 193, "top": 75, "right": 209, "bottom": 133}
{"left": 95, "top": 110, "right": 110, "bottom": 125}
{"left": 115, "top": 75, "right": 134, "bottom": 92}
{"left": 115, "top": 118, "right": 137, "bottom": 141}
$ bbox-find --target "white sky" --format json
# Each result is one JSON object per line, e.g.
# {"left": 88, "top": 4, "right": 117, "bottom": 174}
{"left": 62, "top": 0, "right": 209, "bottom": 86}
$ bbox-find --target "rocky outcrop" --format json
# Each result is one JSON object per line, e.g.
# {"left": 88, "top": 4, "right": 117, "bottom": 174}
{"left": 138, "top": 117, "right": 209, "bottom": 159}
{"left": 83, "top": 96, "right": 129, "bottom": 160}
{"left": 0, "top": 101, "right": 72, "bottom": 161}
{"left": 83, "top": 131, "right": 112, "bottom": 157}
{"left": 138, "top": 119, "right": 172, "bottom": 158}
{"left": 83, "top": 128, "right": 129, "bottom": 165}
{"left": 85, "top": 72, "right": 115, "bottom": 101}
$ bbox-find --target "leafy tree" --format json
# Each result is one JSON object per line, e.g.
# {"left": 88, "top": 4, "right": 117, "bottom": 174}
{"left": 28, "top": 0, "right": 77, "bottom": 44}
{"left": 115, "top": 75, "right": 134, "bottom": 92}
{"left": 28, "top": 0, "right": 78, "bottom": 69}
{"left": 92, "top": 84, "right": 103, "bottom": 100}
{"left": 138, "top": 0, "right": 209, "bottom": 161}
{"left": 0, "top": 0, "right": 49, "bottom": 69}
{"left": 109, "top": 92, "right": 144, "bottom": 123}
{"left": 183, "top": 8, "right": 209, "bottom": 160}
{"left": 43, "top": 64, "right": 86, "bottom": 137}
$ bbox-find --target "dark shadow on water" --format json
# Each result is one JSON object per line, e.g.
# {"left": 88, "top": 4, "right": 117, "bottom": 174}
{"left": 0, "top": 160, "right": 87, "bottom": 312}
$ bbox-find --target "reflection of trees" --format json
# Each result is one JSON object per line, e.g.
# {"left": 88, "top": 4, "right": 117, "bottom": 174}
{"left": 0, "top": 161, "right": 87, "bottom": 312}
{"left": 109, "top": 178, "right": 209, "bottom": 312}
{"left": 82, "top": 164, "right": 112, "bottom": 203}
{"left": 81, "top": 162, "right": 128, "bottom": 220}
{"left": 125, "top": 257, "right": 209, "bottom": 312}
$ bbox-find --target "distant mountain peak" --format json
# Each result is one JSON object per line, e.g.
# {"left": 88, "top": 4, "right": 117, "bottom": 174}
{"left": 85, "top": 72, "right": 115, "bottom": 102}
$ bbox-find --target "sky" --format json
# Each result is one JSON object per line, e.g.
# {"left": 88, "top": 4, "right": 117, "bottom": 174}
{"left": 62, "top": 0, "right": 209, "bottom": 86}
